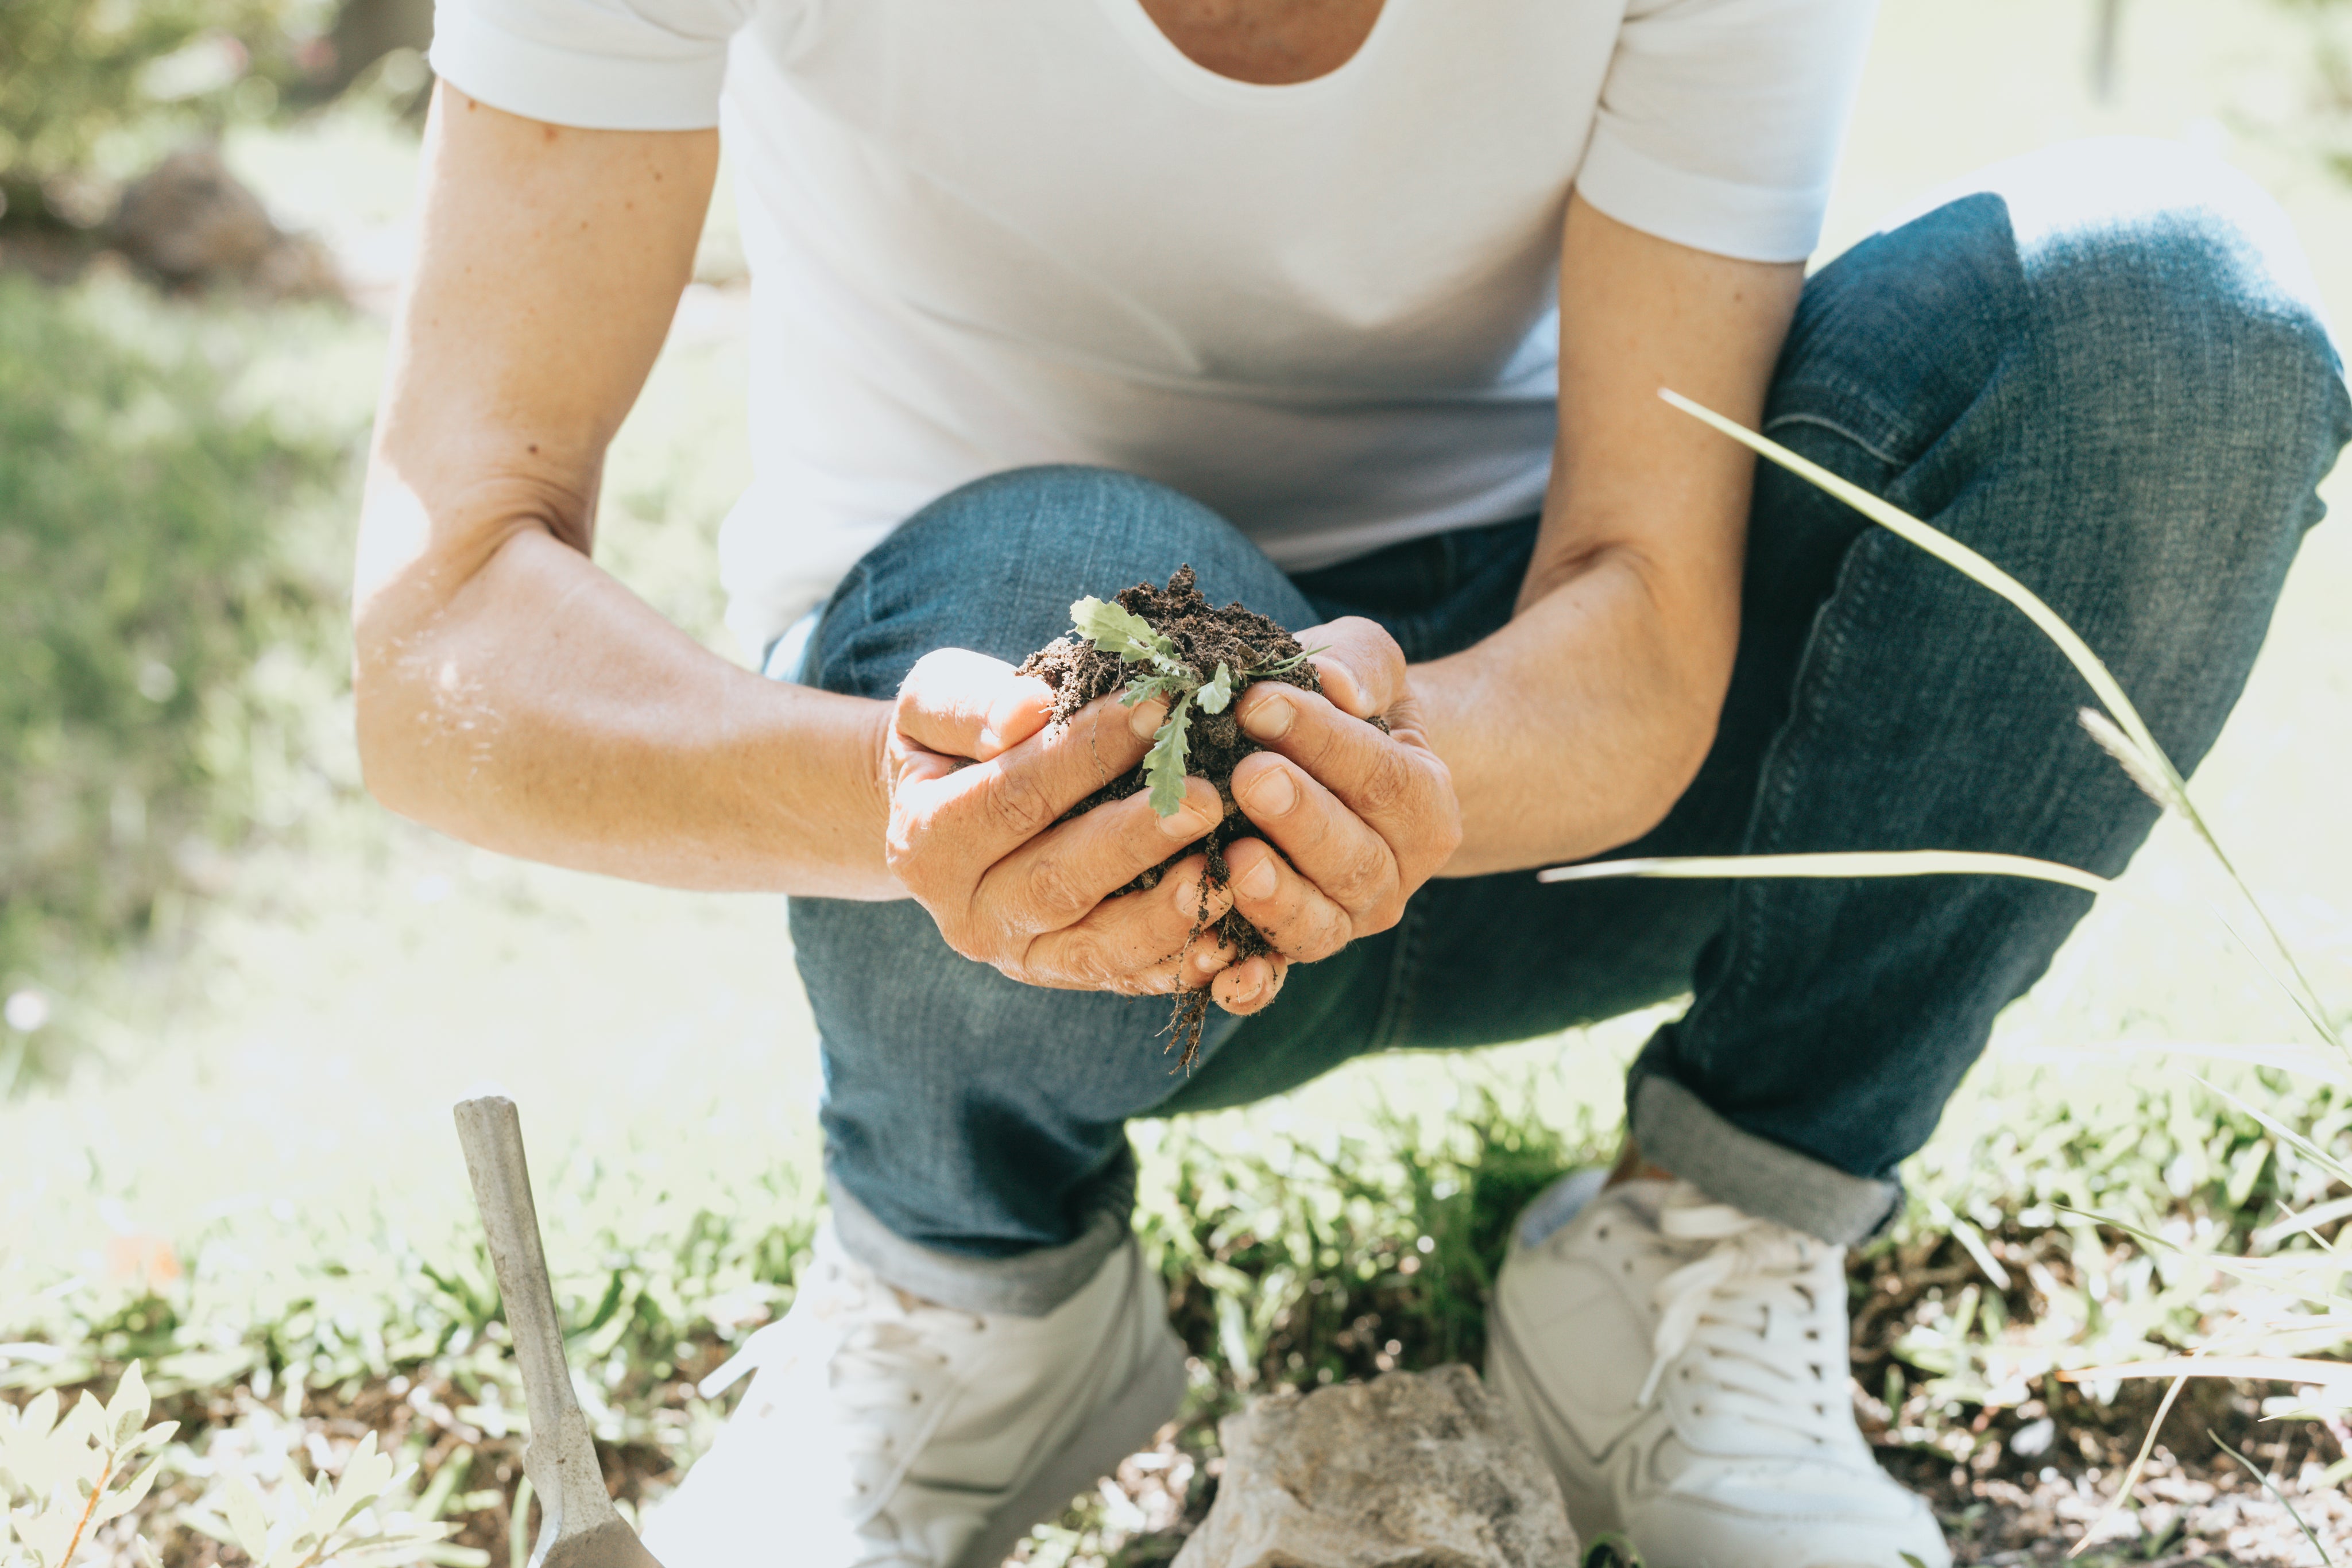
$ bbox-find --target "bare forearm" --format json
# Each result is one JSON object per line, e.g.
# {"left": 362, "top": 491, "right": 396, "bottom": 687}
{"left": 1415, "top": 547, "right": 1720, "bottom": 876}
{"left": 351, "top": 91, "right": 898, "bottom": 898}
{"left": 1411, "top": 198, "right": 1800, "bottom": 877}
{"left": 357, "top": 524, "right": 895, "bottom": 896}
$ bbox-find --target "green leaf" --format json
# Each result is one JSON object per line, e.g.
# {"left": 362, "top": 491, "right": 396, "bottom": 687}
{"left": 1069, "top": 596, "right": 1177, "bottom": 665}
{"left": 61, "top": 1394, "right": 106, "bottom": 1450}
{"left": 1196, "top": 663, "right": 1233, "bottom": 714}
{"left": 1581, "top": 1534, "right": 1645, "bottom": 1567}
{"left": 92, "top": 1450, "right": 166, "bottom": 1524}
{"left": 222, "top": 1471, "right": 271, "bottom": 1560}
{"left": 105, "top": 1363, "right": 150, "bottom": 1451}
{"left": 1247, "top": 644, "right": 1326, "bottom": 680}
{"left": 1144, "top": 694, "right": 1195, "bottom": 819}
{"left": 1118, "top": 671, "right": 1192, "bottom": 710}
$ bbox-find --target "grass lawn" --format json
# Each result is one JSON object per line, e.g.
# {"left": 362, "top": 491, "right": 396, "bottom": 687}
{"left": 9, "top": 1, "right": 2352, "bottom": 1564}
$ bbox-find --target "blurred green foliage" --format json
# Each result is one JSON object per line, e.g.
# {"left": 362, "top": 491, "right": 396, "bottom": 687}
{"left": 0, "top": 0, "right": 335, "bottom": 207}
{"left": 0, "top": 272, "right": 339, "bottom": 1013}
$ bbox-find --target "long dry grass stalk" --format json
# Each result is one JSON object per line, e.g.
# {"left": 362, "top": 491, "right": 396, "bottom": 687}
{"left": 1538, "top": 851, "right": 2111, "bottom": 895}
{"left": 1575, "top": 390, "right": 2345, "bottom": 1053}
{"left": 1557, "top": 392, "right": 2352, "bottom": 1546}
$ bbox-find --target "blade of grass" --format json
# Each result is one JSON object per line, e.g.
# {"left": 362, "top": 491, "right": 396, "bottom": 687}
{"left": 1658, "top": 388, "right": 2341, "bottom": 1054}
{"left": 2068, "top": 1361, "right": 2200, "bottom": 1560}
{"left": 2192, "top": 1077, "right": 2352, "bottom": 1190}
{"left": 2061, "top": 1356, "right": 2352, "bottom": 1387}
{"left": 2211, "top": 1429, "right": 2334, "bottom": 1566}
{"left": 1537, "top": 850, "right": 2111, "bottom": 897}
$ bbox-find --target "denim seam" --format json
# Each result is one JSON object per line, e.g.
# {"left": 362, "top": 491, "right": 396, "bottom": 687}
{"left": 1689, "top": 461, "right": 1888, "bottom": 1041}
{"left": 1760, "top": 410, "right": 1910, "bottom": 470}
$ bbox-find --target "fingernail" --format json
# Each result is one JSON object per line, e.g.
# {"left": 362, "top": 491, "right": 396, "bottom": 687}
{"left": 1240, "top": 691, "right": 1293, "bottom": 741}
{"left": 1193, "top": 948, "right": 1228, "bottom": 977}
{"left": 1159, "top": 796, "right": 1214, "bottom": 839}
{"left": 1129, "top": 698, "right": 1167, "bottom": 740}
{"left": 1171, "top": 876, "right": 1202, "bottom": 912}
{"left": 1237, "top": 854, "right": 1279, "bottom": 900}
{"left": 1244, "top": 765, "right": 1298, "bottom": 818}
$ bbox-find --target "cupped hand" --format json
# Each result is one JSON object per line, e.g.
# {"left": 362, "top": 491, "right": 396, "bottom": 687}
{"left": 1209, "top": 617, "right": 1462, "bottom": 1010}
{"left": 885, "top": 647, "right": 1262, "bottom": 1000}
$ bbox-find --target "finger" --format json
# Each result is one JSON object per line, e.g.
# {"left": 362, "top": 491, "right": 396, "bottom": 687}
{"left": 1030, "top": 851, "right": 1251, "bottom": 987}
{"left": 1112, "top": 920, "right": 1247, "bottom": 997}
{"left": 1279, "top": 615, "right": 1405, "bottom": 721}
{"left": 1223, "top": 834, "right": 1356, "bottom": 962}
{"left": 982, "top": 777, "right": 1224, "bottom": 937}
{"left": 1229, "top": 751, "right": 1402, "bottom": 927}
{"left": 895, "top": 648, "right": 1055, "bottom": 761}
{"left": 1211, "top": 953, "right": 1288, "bottom": 1015}
{"left": 920, "top": 690, "right": 1157, "bottom": 860}
{"left": 1233, "top": 682, "right": 1443, "bottom": 845}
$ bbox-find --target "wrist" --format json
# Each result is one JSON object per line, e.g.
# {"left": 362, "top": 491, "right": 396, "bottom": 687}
{"left": 752, "top": 683, "right": 902, "bottom": 900}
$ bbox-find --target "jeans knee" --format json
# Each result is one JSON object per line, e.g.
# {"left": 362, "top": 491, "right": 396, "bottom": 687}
{"left": 895, "top": 464, "right": 1232, "bottom": 563}
{"left": 800, "top": 464, "right": 1310, "bottom": 702}
{"left": 799, "top": 464, "right": 1279, "bottom": 700}
{"left": 2009, "top": 141, "right": 2346, "bottom": 462}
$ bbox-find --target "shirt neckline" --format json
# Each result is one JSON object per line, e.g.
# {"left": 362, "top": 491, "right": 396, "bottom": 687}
{"left": 1094, "top": 0, "right": 1406, "bottom": 109}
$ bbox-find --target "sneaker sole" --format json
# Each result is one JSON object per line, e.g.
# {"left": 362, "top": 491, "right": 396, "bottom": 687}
{"left": 1485, "top": 1292, "right": 1621, "bottom": 1540}
{"left": 951, "top": 1328, "right": 1188, "bottom": 1568}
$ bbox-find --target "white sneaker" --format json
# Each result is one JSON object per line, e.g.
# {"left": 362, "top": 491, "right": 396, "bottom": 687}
{"left": 1487, "top": 1174, "right": 1950, "bottom": 1568}
{"left": 642, "top": 1220, "right": 1187, "bottom": 1568}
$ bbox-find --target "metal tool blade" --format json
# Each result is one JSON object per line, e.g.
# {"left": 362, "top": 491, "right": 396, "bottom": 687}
{"left": 454, "top": 1097, "right": 667, "bottom": 1568}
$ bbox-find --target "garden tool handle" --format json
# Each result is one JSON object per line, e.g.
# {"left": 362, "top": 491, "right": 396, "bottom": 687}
{"left": 453, "top": 1096, "right": 620, "bottom": 1542}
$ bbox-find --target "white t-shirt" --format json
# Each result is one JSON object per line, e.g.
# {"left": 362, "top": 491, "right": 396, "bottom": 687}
{"left": 430, "top": 0, "right": 1877, "bottom": 656}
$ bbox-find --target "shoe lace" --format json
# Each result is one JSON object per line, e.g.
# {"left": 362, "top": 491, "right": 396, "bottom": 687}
{"left": 1633, "top": 1190, "right": 1848, "bottom": 1453}
{"left": 700, "top": 1248, "right": 985, "bottom": 1526}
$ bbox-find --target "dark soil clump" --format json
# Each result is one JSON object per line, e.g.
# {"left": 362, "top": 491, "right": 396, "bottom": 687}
{"left": 1018, "top": 566, "right": 1326, "bottom": 1065}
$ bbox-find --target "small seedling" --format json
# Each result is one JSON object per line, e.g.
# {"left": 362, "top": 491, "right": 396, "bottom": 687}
{"left": 1066, "top": 592, "right": 1314, "bottom": 819}
{"left": 1023, "top": 568, "right": 1337, "bottom": 1063}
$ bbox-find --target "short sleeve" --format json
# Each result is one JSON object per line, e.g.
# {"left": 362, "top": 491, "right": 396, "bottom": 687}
{"left": 1575, "top": 0, "right": 1877, "bottom": 263}
{"left": 428, "top": 0, "right": 760, "bottom": 131}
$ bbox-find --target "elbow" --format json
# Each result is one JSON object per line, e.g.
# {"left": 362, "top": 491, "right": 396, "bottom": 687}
{"left": 350, "top": 618, "right": 442, "bottom": 827}
{"left": 1599, "top": 694, "right": 1722, "bottom": 853}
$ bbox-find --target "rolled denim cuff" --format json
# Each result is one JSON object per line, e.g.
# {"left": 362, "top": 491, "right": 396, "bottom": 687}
{"left": 1627, "top": 1072, "right": 1901, "bottom": 1246}
{"left": 825, "top": 1164, "right": 1134, "bottom": 1318}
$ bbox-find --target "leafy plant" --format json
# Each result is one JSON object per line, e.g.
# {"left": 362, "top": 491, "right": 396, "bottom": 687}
{"left": 0, "top": 1362, "right": 171, "bottom": 1568}
{"left": 1066, "top": 594, "right": 1311, "bottom": 818}
{"left": 203, "top": 1430, "right": 448, "bottom": 1568}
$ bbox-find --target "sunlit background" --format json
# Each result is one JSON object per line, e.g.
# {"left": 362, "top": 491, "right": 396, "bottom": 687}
{"left": 8, "top": 1, "right": 2352, "bottom": 1562}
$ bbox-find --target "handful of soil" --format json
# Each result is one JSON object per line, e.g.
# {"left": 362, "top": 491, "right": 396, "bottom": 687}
{"left": 1016, "top": 566, "right": 1325, "bottom": 1066}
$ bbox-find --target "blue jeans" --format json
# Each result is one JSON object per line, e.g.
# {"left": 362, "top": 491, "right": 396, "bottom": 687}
{"left": 777, "top": 140, "right": 2350, "bottom": 1315}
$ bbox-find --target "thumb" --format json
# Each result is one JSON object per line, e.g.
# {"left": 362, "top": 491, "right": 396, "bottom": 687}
{"left": 896, "top": 648, "right": 1055, "bottom": 761}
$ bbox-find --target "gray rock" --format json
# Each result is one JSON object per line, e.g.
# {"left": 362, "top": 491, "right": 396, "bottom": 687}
{"left": 1171, "top": 1365, "right": 1580, "bottom": 1568}
{"left": 111, "top": 144, "right": 342, "bottom": 300}
{"left": 113, "top": 144, "right": 277, "bottom": 282}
